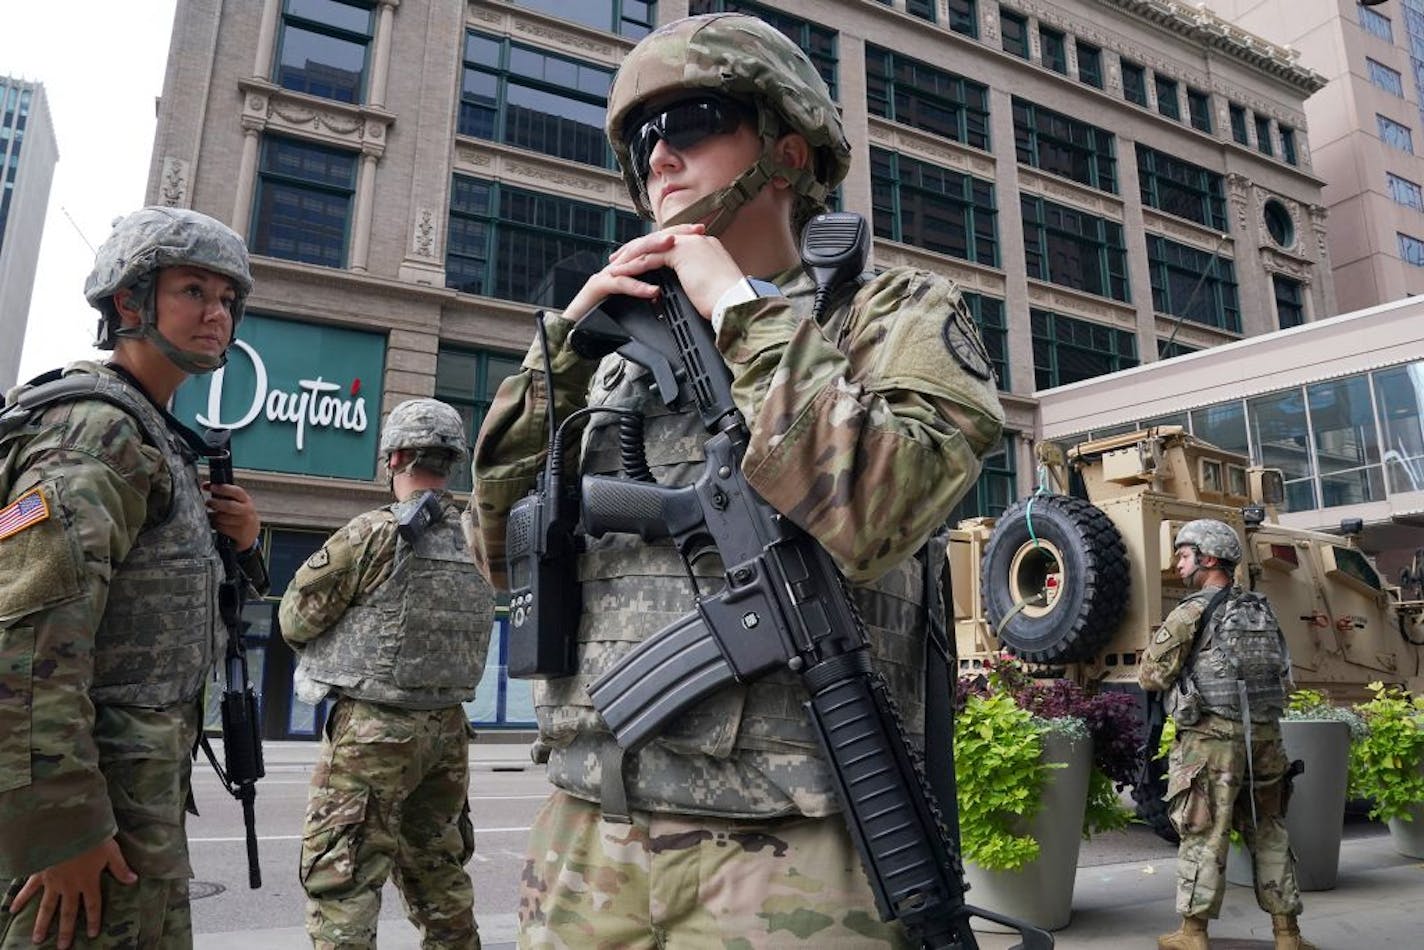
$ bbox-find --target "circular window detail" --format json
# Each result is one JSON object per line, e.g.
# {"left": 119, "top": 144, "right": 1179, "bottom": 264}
{"left": 1264, "top": 199, "right": 1294, "bottom": 248}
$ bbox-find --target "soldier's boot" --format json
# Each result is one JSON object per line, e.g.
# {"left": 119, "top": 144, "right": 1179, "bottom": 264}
{"left": 1157, "top": 914, "right": 1209, "bottom": 950}
{"left": 1271, "top": 913, "right": 1318, "bottom": 950}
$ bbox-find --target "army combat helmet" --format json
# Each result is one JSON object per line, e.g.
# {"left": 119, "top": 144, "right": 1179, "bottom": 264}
{"left": 380, "top": 398, "right": 469, "bottom": 477}
{"left": 1175, "top": 518, "right": 1243, "bottom": 575}
{"left": 605, "top": 13, "right": 851, "bottom": 235}
{"left": 85, "top": 206, "right": 253, "bottom": 375}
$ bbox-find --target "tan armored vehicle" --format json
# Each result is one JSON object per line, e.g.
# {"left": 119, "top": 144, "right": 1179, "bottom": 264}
{"left": 950, "top": 426, "right": 1424, "bottom": 827}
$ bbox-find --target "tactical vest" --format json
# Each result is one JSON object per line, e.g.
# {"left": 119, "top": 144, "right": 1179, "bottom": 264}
{"left": 298, "top": 495, "right": 494, "bottom": 709}
{"left": 1190, "top": 588, "right": 1289, "bottom": 724}
{"left": 3, "top": 368, "right": 224, "bottom": 707}
{"left": 538, "top": 270, "right": 929, "bottom": 815}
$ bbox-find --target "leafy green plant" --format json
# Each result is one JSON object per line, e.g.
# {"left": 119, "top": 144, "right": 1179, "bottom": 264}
{"left": 1349, "top": 682, "right": 1424, "bottom": 822}
{"left": 1284, "top": 688, "right": 1367, "bottom": 740}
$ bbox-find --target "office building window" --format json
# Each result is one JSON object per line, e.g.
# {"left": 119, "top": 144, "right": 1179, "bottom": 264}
{"left": 1310, "top": 376, "right": 1386, "bottom": 507}
{"left": 1280, "top": 125, "right": 1298, "bottom": 165}
{"left": 1155, "top": 75, "right": 1180, "bottom": 120}
{"left": 959, "top": 291, "right": 1010, "bottom": 388}
{"left": 1136, "top": 145, "right": 1227, "bottom": 231}
{"left": 1121, "top": 59, "right": 1148, "bottom": 107}
{"left": 1359, "top": 4, "right": 1395, "bottom": 42}
{"left": 1254, "top": 115, "right": 1274, "bottom": 156}
{"left": 509, "top": 0, "right": 655, "bottom": 39}
{"left": 1374, "top": 360, "right": 1424, "bottom": 494}
{"left": 947, "top": 0, "right": 977, "bottom": 37}
{"left": 1388, "top": 172, "right": 1424, "bottom": 211}
{"left": 907, "top": 0, "right": 937, "bottom": 21}
{"left": 690, "top": 0, "right": 837, "bottom": 96}
{"left": 251, "top": 136, "right": 356, "bottom": 267}
{"left": 1274, "top": 275, "right": 1305, "bottom": 329}
{"left": 1076, "top": 41, "right": 1103, "bottom": 88}
{"left": 1158, "top": 338, "right": 1199, "bottom": 359}
{"left": 867, "top": 47, "right": 990, "bottom": 150}
{"left": 1000, "top": 7, "right": 1029, "bottom": 59}
{"left": 1187, "top": 88, "right": 1212, "bottom": 132}
{"left": 1013, "top": 98, "right": 1117, "bottom": 193}
{"left": 1229, "top": 103, "right": 1249, "bottom": 144}
{"left": 1031, "top": 309, "right": 1138, "bottom": 389}
{"left": 1368, "top": 58, "right": 1405, "bottom": 96}
{"left": 949, "top": 434, "right": 1018, "bottom": 522}
{"left": 871, "top": 148, "right": 998, "bottom": 265}
{"left": 1021, "top": 196, "right": 1129, "bottom": 302}
{"left": 435, "top": 346, "right": 524, "bottom": 491}
{"left": 1398, "top": 231, "right": 1424, "bottom": 265}
{"left": 1147, "top": 235, "right": 1240, "bottom": 332}
{"left": 274, "top": 0, "right": 374, "bottom": 104}
{"left": 460, "top": 32, "right": 615, "bottom": 169}
{"left": 1379, "top": 114, "right": 1415, "bottom": 153}
{"left": 446, "top": 176, "right": 643, "bottom": 304}
{"left": 1039, "top": 26, "right": 1067, "bottom": 74}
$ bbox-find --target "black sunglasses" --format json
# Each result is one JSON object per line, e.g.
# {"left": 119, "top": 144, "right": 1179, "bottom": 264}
{"left": 627, "top": 96, "right": 756, "bottom": 184}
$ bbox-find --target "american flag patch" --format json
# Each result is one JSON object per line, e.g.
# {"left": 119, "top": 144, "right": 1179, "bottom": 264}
{"left": 0, "top": 488, "right": 50, "bottom": 541}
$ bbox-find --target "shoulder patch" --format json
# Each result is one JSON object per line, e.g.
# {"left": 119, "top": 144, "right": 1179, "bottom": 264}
{"left": 305, "top": 548, "right": 330, "bottom": 570}
{"left": 941, "top": 303, "right": 994, "bottom": 381}
{"left": 1154, "top": 627, "right": 1172, "bottom": 644}
{"left": 0, "top": 487, "right": 50, "bottom": 541}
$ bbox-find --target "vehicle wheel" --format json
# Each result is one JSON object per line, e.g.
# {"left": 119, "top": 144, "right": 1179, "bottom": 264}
{"left": 980, "top": 493, "right": 1129, "bottom": 663}
{"left": 1133, "top": 755, "right": 1179, "bottom": 844}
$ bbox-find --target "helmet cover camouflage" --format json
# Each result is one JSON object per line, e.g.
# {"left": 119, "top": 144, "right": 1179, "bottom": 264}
{"left": 606, "top": 13, "right": 850, "bottom": 226}
{"left": 380, "top": 398, "right": 469, "bottom": 467}
{"left": 1175, "top": 519, "right": 1243, "bottom": 565}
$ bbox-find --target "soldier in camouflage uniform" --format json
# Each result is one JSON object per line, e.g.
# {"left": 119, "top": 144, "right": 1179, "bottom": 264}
{"left": 1139, "top": 518, "right": 1315, "bottom": 950}
{"left": 471, "top": 13, "right": 1004, "bottom": 948}
{"left": 281, "top": 398, "right": 493, "bottom": 950}
{"left": 0, "top": 207, "right": 268, "bottom": 950}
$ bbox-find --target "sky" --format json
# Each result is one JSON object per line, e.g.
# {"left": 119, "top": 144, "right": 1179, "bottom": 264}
{"left": 2, "top": 0, "right": 179, "bottom": 383}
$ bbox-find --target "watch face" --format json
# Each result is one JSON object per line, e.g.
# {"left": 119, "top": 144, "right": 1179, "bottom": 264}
{"left": 942, "top": 304, "right": 994, "bottom": 381}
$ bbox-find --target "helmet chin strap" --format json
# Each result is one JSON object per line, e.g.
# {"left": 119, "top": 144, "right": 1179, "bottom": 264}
{"left": 113, "top": 282, "right": 228, "bottom": 375}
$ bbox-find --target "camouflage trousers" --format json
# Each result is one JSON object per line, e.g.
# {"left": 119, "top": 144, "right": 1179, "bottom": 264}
{"left": 300, "top": 697, "right": 478, "bottom": 950}
{"left": 1165, "top": 720, "right": 1302, "bottom": 919}
{"left": 0, "top": 876, "right": 190, "bottom": 950}
{"left": 518, "top": 790, "right": 911, "bottom": 949}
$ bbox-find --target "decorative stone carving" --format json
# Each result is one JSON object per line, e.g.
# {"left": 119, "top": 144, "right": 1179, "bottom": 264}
{"left": 413, "top": 208, "right": 436, "bottom": 259}
{"left": 514, "top": 19, "right": 617, "bottom": 59}
{"left": 159, "top": 157, "right": 189, "bottom": 207}
{"left": 1226, "top": 173, "right": 1251, "bottom": 233}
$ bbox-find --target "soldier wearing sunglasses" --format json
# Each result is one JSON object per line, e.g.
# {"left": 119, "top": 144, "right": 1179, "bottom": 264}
{"left": 472, "top": 13, "right": 1005, "bottom": 948}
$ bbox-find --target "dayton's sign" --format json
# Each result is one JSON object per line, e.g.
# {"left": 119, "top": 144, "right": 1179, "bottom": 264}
{"left": 172, "top": 313, "right": 386, "bottom": 480}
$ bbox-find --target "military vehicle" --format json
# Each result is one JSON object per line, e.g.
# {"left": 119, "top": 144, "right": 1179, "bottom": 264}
{"left": 949, "top": 426, "right": 1424, "bottom": 831}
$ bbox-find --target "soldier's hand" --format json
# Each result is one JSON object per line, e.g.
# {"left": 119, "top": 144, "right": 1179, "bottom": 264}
{"left": 8, "top": 838, "right": 137, "bottom": 949}
{"left": 205, "top": 481, "right": 261, "bottom": 550}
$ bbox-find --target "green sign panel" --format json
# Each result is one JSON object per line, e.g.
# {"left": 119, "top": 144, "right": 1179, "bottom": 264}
{"left": 172, "top": 313, "right": 386, "bottom": 479}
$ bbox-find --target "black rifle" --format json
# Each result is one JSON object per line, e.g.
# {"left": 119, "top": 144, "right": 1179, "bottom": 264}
{"left": 202, "top": 428, "right": 265, "bottom": 889}
{"left": 567, "top": 267, "right": 1051, "bottom": 950}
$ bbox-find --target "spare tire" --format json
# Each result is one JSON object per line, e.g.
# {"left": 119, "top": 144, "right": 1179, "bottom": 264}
{"left": 980, "top": 494, "right": 1129, "bottom": 663}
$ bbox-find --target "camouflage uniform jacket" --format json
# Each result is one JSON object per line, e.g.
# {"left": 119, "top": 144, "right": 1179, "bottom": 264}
{"left": 0, "top": 361, "right": 265, "bottom": 878}
{"left": 473, "top": 265, "right": 1005, "bottom": 818}
{"left": 280, "top": 491, "right": 494, "bottom": 710}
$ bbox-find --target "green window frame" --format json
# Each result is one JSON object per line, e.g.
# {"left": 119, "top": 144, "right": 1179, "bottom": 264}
{"left": 1136, "top": 144, "right": 1228, "bottom": 231}
{"left": 1076, "top": 41, "right": 1103, "bottom": 88}
{"left": 1155, "top": 74, "right": 1180, "bottom": 120}
{"left": 251, "top": 135, "right": 356, "bottom": 268}
{"left": 508, "top": 0, "right": 655, "bottom": 39}
{"left": 1230, "top": 103, "right": 1249, "bottom": 144}
{"left": 907, "top": 0, "right": 938, "bottom": 22}
{"left": 1187, "top": 87, "right": 1212, "bottom": 132}
{"left": 446, "top": 176, "right": 644, "bottom": 305}
{"left": 947, "top": 0, "right": 978, "bottom": 37}
{"left": 1031, "top": 309, "right": 1138, "bottom": 389}
{"left": 1000, "top": 7, "right": 1029, "bottom": 59}
{"left": 435, "top": 346, "right": 525, "bottom": 491}
{"left": 1021, "top": 196, "right": 1129, "bottom": 302}
{"left": 867, "top": 47, "right": 990, "bottom": 151}
{"left": 1146, "top": 235, "right": 1240, "bottom": 332}
{"left": 1158, "top": 338, "right": 1199, "bottom": 359}
{"left": 273, "top": 0, "right": 374, "bottom": 104}
{"left": 459, "top": 31, "right": 615, "bottom": 169}
{"left": 1121, "top": 59, "right": 1148, "bottom": 107}
{"left": 1274, "top": 275, "right": 1305, "bottom": 329}
{"left": 1039, "top": 26, "right": 1067, "bottom": 74}
{"left": 871, "top": 148, "right": 998, "bottom": 265}
{"left": 959, "top": 291, "right": 1010, "bottom": 388}
{"left": 1013, "top": 98, "right": 1117, "bottom": 193}
{"left": 1280, "top": 125, "right": 1298, "bottom": 165}
{"left": 949, "top": 434, "right": 1018, "bottom": 522}
{"left": 689, "top": 0, "right": 838, "bottom": 97}
{"left": 1255, "top": 115, "right": 1274, "bottom": 156}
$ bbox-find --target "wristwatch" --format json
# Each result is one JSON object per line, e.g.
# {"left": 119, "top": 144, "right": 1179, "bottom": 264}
{"left": 711, "top": 277, "right": 783, "bottom": 333}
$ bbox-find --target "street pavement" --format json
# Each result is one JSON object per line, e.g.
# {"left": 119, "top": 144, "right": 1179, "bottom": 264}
{"left": 189, "top": 738, "right": 1423, "bottom": 949}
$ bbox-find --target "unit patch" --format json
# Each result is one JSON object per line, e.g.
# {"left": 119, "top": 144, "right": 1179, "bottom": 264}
{"left": 941, "top": 305, "right": 994, "bottom": 381}
{"left": 306, "top": 548, "right": 331, "bottom": 570}
{"left": 0, "top": 488, "right": 50, "bottom": 541}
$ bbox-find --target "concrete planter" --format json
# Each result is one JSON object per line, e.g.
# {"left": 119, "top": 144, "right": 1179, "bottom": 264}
{"left": 1387, "top": 801, "right": 1424, "bottom": 858}
{"left": 965, "top": 729, "right": 1091, "bottom": 933}
{"left": 1226, "top": 718, "right": 1351, "bottom": 891}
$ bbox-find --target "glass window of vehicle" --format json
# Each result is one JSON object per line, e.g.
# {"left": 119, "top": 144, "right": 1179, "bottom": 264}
{"left": 446, "top": 176, "right": 644, "bottom": 304}
{"left": 1136, "top": 145, "right": 1227, "bottom": 230}
{"left": 1372, "top": 360, "right": 1424, "bottom": 494}
{"left": 1309, "top": 375, "right": 1385, "bottom": 507}
{"left": 1031, "top": 309, "right": 1138, "bottom": 388}
{"left": 1076, "top": 40, "right": 1103, "bottom": 88}
{"left": 1379, "top": 114, "right": 1414, "bottom": 153}
{"left": 460, "top": 32, "right": 615, "bottom": 168}
{"left": 1359, "top": 3, "right": 1395, "bottom": 43}
{"left": 1146, "top": 235, "right": 1240, "bottom": 332}
{"left": 866, "top": 47, "right": 990, "bottom": 150}
{"left": 1000, "top": 7, "right": 1029, "bottom": 59}
{"left": 1186, "top": 87, "right": 1212, "bottom": 133}
{"left": 1368, "top": 58, "right": 1405, "bottom": 96}
{"left": 947, "top": 0, "right": 977, "bottom": 36}
{"left": 1022, "top": 197, "right": 1129, "bottom": 302}
{"left": 274, "top": 0, "right": 374, "bottom": 104}
{"left": 1121, "top": 59, "right": 1148, "bottom": 107}
{"left": 1399, "top": 231, "right": 1424, "bottom": 265}
{"left": 871, "top": 148, "right": 998, "bottom": 265}
{"left": 1229, "top": 103, "right": 1249, "bottom": 144}
{"left": 690, "top": 0, "right": 838, "bottom": 96}
{"left": 1039, "top": 26, "right": 1067, "bottom": 74}
{"left": 949, "top": 434, "right": 1018, "bottom": 522}
{"left": 508, "top": 0, "right": 655, "bottom": 39}
{"left": 1274, "top": 275, "right": 1305, "bottom": 329}
{"left": 1247, "top": 388, "right": 1317, "bottom": 512}
{"left": 1254, "top": 115, "right": 1274, "bottom": 156}
{"left": 435, "top": 347, "right": 524, "bottom": 491}
{"left": 1014, "top": 98, "right": 1116, "bottom": 192}
{"left": 251, "top": 136, "right": 356, "bottom": 267}
{"left": 1155, "top": 74, "right": 1180, "bottom": 120}
{"left": 959, "top": 291, "right": 1010, "bottom": 388}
